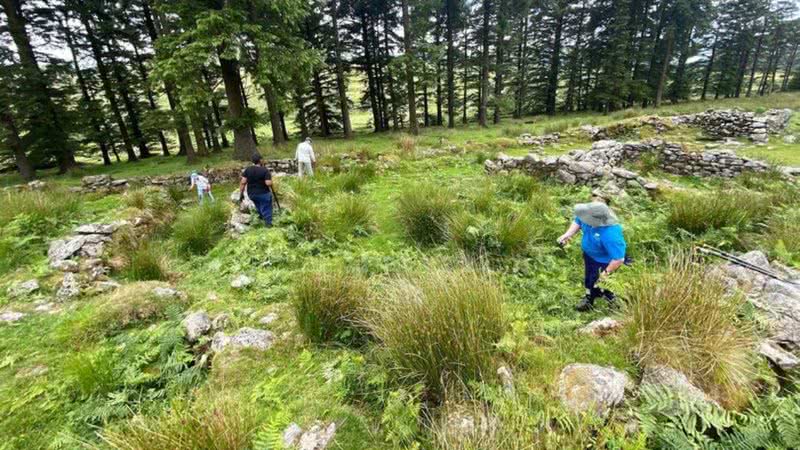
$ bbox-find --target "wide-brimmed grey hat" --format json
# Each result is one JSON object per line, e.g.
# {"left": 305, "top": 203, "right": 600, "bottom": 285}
{"left": 574, "top": 201, "right": 618, "bottom": 227}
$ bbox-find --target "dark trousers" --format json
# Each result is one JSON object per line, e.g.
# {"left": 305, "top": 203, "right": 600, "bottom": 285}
{"left": 583, "top": 252, "right": 615, "bottom": 301}
{"left": 249, "top": 192, "right": 273, "bottom": 226}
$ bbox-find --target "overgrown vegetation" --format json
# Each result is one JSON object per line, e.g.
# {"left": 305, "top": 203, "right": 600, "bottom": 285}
{"left": 172, "top": 202, "right": 230, "bottom": 255}
{"left": 293, "top": 270, "right": 370, "bottom": 345}
{"left": 396, "top": 183, "right": 457, "bottom": 246}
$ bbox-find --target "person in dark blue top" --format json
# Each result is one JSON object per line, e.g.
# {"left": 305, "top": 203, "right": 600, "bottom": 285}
{"left": 557, "top": 200, "right": 627, "bottom": 311}
{"left": 238, "top": 153, "right": 273, "bottom": 227}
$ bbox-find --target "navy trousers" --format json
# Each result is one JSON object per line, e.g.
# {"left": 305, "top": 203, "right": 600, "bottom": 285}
{"left": 583, "top": 252, "right": 615, "bottom": 301}
{"left": 249, "top": 192, "right": 273, "bottom": 226}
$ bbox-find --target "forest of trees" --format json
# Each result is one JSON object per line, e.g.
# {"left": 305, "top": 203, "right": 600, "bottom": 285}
{"left": 1, "top": 0, "right": 799, "bottom": 179}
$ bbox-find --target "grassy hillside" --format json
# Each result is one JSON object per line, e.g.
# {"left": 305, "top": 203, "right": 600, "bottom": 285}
{"left": 1, "top": 94, "right": 800, "bottom": 449}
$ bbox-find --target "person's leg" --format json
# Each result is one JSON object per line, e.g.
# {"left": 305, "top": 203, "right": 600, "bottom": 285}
{"left": 197, "top": 187, "right": 204, "bottom": 203}
{"left": 577, "top": 253, "right": 604, "bottom": 311}
{"left": 298, "top": 162, "right": 304, "bottom": 177}
{"left": 250, "top": 193, "right": 266, "bottom": 221}
{"left": 207, "top": 190, "right": 215, "bottom": 201}
{"left": 307, "top": 162, "right": 314, "bottom": 177}
{"left": 260, "top": 192, "right": 273, "bottom": 226}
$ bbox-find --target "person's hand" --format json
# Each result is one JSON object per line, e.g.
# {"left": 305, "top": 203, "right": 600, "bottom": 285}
{"left": 557, "top": 234, "right": 571, "bottom": 246}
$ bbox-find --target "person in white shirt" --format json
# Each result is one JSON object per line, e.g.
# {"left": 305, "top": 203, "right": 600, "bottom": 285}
{"left": 189, "top": 171, "right": 214, "bottom": 203}
{"left": 295, "top": 137, "right": 316, "bottom": 177}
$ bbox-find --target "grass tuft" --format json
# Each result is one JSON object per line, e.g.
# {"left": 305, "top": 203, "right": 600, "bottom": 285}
{"left": 293, "top": 270, "right": 370, "bottom": 345}
{"left": 368, "top": 267, "right": 506, "bottom": 400}
{"left": 666, "top": 189, "right": 770, "bottom": 235}
{"left": 325, "top": 194, "right": 374, "bottom": 239}
{"left": 172, "top": 201, "right": 229, "bottom": 255}
{"left": 620, "top": 251, "right": 755, "bottom": 407}
{"left": 396, "top": 183, "right": 458, "bottom": 246}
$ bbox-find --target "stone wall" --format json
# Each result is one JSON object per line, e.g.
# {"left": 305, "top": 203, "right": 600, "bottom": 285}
{"left": 672, "top": 108, "right": 792, "bottom": 143}
{"left": 484, "top": 139, "right": 771, "bottom": 193}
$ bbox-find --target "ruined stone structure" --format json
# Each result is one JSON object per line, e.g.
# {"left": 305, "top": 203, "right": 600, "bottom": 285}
{"left": 485, "top": 139, "right": 772, "bottom": 194}
{"left": 671, "top": 108, "right": 792, "bottom": 143}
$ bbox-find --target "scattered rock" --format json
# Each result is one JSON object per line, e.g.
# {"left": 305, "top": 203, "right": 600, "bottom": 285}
{"left": 93, "top": 280, "right": 121, "bottom": 293}
{"left": 558, "top": 363, "right": 631, "bottom": 416}
{"left": 497, "top": 365, "right": 514, "bottom": 393}
{"left": 442, "top": 409, "right": 497, "bottom": 443}
{"left": 211, "top": 327, "right": 274, "bottom": 352}
{"left": 641, "top": 365, "right": 716, "bottom": 406}
{"left": 231, "top": 274, "right": 253, "bottom": 289}
{"left": 7, "top": 279, "right": 39, "bottom": 299}
{"left": 56, "top": 272, "right": 80, "bottom": 301}
{"left": 759, "top": 341, "right": 799, "bottom": 371}
{"left": 184, "top": 311, "right": 212, "bottom": 343}
{"left": 74, "top": 223, "right": 117, "bottom": 235}
{"left": 784, "top": 135, "right": 797, "bottom": 144}
{"left": 27, "top": 180, "right": 46, "bottom": 190}
{"left": 33, "top": 302, "right": 58, "bottom": 314}
{"left": 578, "top": 317, "right": 622, "bottom": 337}
{"left": 283, "top": 422, "right": 337, "bottom": 450}
{"left": 152, "top": 286, "right": 182, "bottom": 299}
{"left": 0, "top": 311, "right": 25, "bottom": 323}
{"left": 258, "top": 313, "right": 278, "bottom": 325}
{"left": 212, "top": 313, "right": 230, "bottom": 330}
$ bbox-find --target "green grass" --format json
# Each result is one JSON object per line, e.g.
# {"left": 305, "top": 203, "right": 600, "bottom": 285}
{"left": 292, "top": 270, "right": 370, "bottom": 345}
{"left": 172, "top": 201, "right": 230, "bottom": 255}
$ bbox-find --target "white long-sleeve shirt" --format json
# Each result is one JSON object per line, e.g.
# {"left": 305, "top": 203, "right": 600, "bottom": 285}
{"left": 295, "top": 142, "right": 316, "bottom": 163}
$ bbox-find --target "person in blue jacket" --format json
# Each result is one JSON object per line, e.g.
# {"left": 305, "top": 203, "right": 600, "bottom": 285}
{"left": 557, "top": 199, "right": 627, "bottom": 311}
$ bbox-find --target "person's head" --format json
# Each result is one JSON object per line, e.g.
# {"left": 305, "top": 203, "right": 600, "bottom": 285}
{"left": 574, "top": 201, "right": 618, "bottom": 227}
{"left": 251, "top": 153, "right": 263, "bottom": 165}
{"left": 304, "top": 137, "right": 312, "bottom": 144}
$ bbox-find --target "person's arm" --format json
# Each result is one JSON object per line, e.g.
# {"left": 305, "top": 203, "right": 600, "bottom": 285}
{"left": 603, "top": 259, "right": 624, "bottom": 275}
{"left": 557, "top": 221, "right": 581, "bottom": 245}
{"left": 310, "top": 146, "right": 316, "bottom": 164}
{"left": 264, "top": 171, "right": 273, "bottom": 187}
{"left": 601, "top": 229, "right": 627, "bottom": 276}
{"left": 238, "top": 176, "right": 247, "bottom": 201}
{"left": 189, "top": 177, "right": 195, "bottom": 191}
{"left": 295, "top": 145, "right": 301, "bottom": 161}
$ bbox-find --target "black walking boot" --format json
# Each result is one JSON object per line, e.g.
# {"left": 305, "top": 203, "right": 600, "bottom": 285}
{"left": 575, "top": 295, "right": 594, "bottom": 312}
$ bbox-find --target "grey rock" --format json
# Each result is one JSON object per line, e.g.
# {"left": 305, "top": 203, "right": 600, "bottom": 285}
{"left": 47, "top": 236, "right": 85, "bottom": 263}
{"left": 763, "top": 279, "right": 800, "bottom": 299}
{"left": 579, "top": 317, "right": 622, "bottom": 337}
{"left": 212, "top": 313, "right": 230, "bottom": 330}
{"left": 231, "top": 274, "right": 253, "bottom": 289}
{"left": 184, "top": 311, "right": 212, "bottom": 343}
{"left": 783, "top": 135, "right": 796, "bottom": 144}
{"left": 758, "top": 341, "right": 799, "bottom": 371}
{"left": 152, "top": 286, "right": 182, "bottom": 299}
{"left": 258, "top": 313, "right": 278, "bottom": 325}
{"left": 643, "top": 182, "right": 659, "bottom": 191}
{"left": 7, "top": 279, "right": 40, "bottom": 298}
{"left": 497, "top": 365, "right": 514, "bottom": 393}
{"left": 211, "top": 327, "right": 274, "bottom": 352}
{"left": 94, "top": 280, "right": 121, "bottom": 293}
{"left": 79, "top": 241, "right": 105, "bottom": 258}
{"left": 74, "top": 223, "right": 117, "bottom": 235}
{"left": 50, "top": 260, "right": 79, "bottom": 272}
{"left": 612, "top": 167, "right": 638, "bottom": 179}
{"left": 56, "top": 272, "right": 80, "bottom": 301}
{"left": 27, "top": 180, "right": 46, "bottom": 190}
{"left": 283, "top": 423, "right": 304, "bottom": 448}
{"left": 558, "top": 363, "right": 631, "bottom": 416}
{"left": 556, "top": 169, "right": 577, "bottom": 184}
{"left": 0, "top": 311, "right": 25, "bottom": 323}
{"left": 298, "top": 422, "right": 336, "bottom": 450}
{"left": 641, "top": 365, "right": 716, "bottom": 405}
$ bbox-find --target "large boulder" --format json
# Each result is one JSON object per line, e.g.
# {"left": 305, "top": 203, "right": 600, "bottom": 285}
{"left": 558, "top": 363, "right": 632, "bottom": 416}
{"left": 578, "top": 318, "right": 622, "bottom": 337}
{"left": 211, "top": 328, "right": 274, "bottom": 352}
{"left": 640, "top": 365, "right": 716, "bottom": 406}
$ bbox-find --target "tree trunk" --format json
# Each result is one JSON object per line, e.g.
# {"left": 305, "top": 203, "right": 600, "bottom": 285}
{"left": 61, "top": 15, "right": 111, "bottom": 165}
{"left": 206, "top": 113, "right": 222, "bottom": 152}
{"left": 311, "top": 71, "right": 331, "bottom": 136}
{"left": 545, "top": 9, "right": 563, "bottom": 115}
{"left": 362, "top": 14, "right": 382, "bottom": 132}
{"left": 279, "top": 111, "right": 289, "bottom": 141}
{"left": 219, "top": 54, "right": 258, "bottom": 161}
{"left": 782, "top": 43, "right": 798, "bottom": 91}
{"left": 446, "top": 0, "right": 456, "bottom": 128}
{"left": 110, "top": 54, "right": 150, "bottom": 158}
{"left": 239, "top": 80, "right": 259, "bottom": 146}
{"left": 131, "top": 44, "right": 168, "bottom": 156}
{"left": 701, "top": 34, "right": 717, "bottom": 101}
{"left": 435, "top": 17, "right": 443, "bottom": 126}
{"left": 462, "top": 26, "right": 469, "bottom": 125}
{"left": 2, "top": 0, "right": 76, "bottom": 172}
{"left": 294, "top": 87, "right": 310, "bottom": 138}
{"left": 478, "top": 0, "right": 491, "bottom": 126}
{"left": 192, "top": 115, "right": 208, "bottom": 156}
{"left": 654, "top": 27, "right": 674, "bottom": 108}
{"left": 402, "top": 0, "right": 418, "bottom": 135}
{"left": 0, "top": 109, "right": 35, "bottom": 180}
{"left": 78, "top": 10, "right": 137, "bottom": 162}
{"left": 746, "top": 20, "right": 766, "bottom": 97}
{"left": 331, "top": 0, "right": 353, "bottom": 138}
{"left": 264, "top": 83, "right": 286, "bottom": 144}
{"left": 493, "top": 1, "right": 507, "bottom": 123}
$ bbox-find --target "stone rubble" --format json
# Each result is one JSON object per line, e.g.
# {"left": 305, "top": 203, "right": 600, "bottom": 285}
{"left": 56, "top": 272, "right": 81, "bottom": 301}
{"left": 152, "top": 286, "right": 184, "bottom": 299}
{"left": 758, "top": 341, "right": 799, "bottom": 371}
{"left": 211, "top": 327, "right": 274, "bottom": 352}
{"left": 497, "top": 365, "right": 514, "bottom": 393}
{"left": 671, "top": 108, "right": 791, "bottom": 143}
{"left": 81, "top": 175, "right": 129, "bottom": 193}
{"left": 558, "top": 363, "right": 632, "bottom": 416}
{"left": 258, "top": 313, "right": 278, "bottom": 325}
{"left": 518, "top": 132, "right": 560, "bottom": 147}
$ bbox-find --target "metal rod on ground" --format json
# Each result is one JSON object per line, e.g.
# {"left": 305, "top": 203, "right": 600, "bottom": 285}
{"left": 698, "top": 245, "right": 783, "bottom": 279}
{"left": 271, "top": 187, "right": 281, "bottom": 211}
{"left": 696, "top": 245, "right": 798, "bottom": 285}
